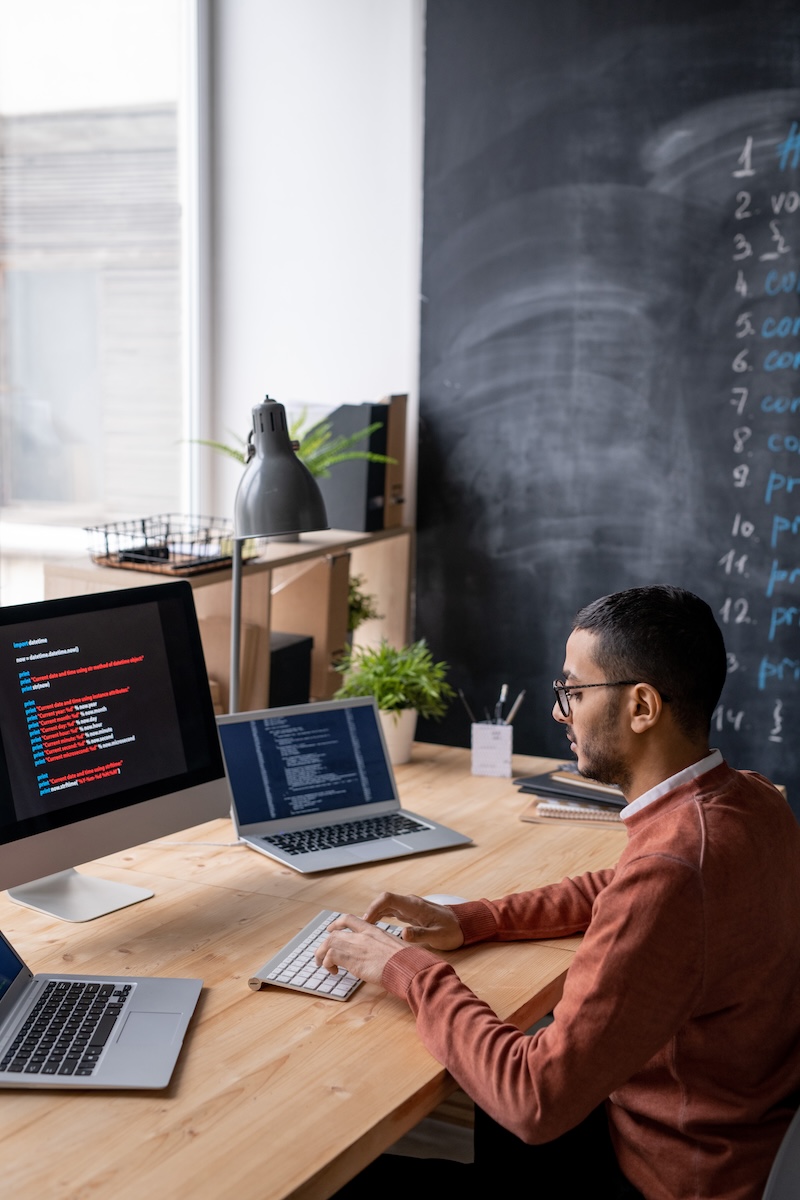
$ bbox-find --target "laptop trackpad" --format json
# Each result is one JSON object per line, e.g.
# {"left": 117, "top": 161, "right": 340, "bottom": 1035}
{"left": 117, "top": 1011, "right": 182, "bottom": 1046}
{"left": 345, "top": 838, "right": 416, "bottom": 862}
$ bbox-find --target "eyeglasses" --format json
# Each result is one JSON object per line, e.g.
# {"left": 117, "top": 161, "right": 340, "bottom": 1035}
{"left": 552, "top": 679, "right": 639, "bottom": 719}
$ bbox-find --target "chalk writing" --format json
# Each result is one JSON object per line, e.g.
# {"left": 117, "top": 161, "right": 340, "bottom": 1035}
{"left": 721, "top": 120, "right": 800, "bottom": 763}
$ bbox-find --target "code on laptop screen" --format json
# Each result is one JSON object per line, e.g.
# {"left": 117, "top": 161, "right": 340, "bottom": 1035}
{"left": 218, "top": 705, "right": 396, "bottom": 823}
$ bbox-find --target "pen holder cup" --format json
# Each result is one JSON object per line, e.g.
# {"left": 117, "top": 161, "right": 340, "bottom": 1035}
{"left": 471, "top": 723, "right": 513, "bottom": 777}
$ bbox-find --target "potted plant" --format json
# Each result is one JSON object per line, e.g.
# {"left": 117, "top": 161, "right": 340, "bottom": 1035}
{"left": 334, "top": 638, "right": 455, "bottom": 764}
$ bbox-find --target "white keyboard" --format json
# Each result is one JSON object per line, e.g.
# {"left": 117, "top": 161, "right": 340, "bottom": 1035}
{"left": 248, "top": 908, "right": 404, "bottom": 1001}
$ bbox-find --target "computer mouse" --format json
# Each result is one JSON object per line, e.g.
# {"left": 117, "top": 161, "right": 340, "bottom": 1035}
{"left": 423, "top": 893, "right": 468, "bottom": 906}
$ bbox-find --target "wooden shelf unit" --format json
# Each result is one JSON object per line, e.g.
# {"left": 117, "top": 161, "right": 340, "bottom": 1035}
{"left": 43, "top": 526, "right": 413, "bottom": 712}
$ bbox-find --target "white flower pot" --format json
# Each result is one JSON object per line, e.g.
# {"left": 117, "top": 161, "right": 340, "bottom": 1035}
{"left": 379, "top": 708, "right": 418, "bottom": 765}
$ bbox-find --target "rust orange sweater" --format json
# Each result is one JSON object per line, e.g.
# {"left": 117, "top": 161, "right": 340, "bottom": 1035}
{"left": 381, "top": 763, "right": 800, "bottom": 1199}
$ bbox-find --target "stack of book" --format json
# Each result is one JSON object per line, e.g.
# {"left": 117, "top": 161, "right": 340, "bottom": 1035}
{"left": 516, "top": 762, "right": 626, "bottom": 825}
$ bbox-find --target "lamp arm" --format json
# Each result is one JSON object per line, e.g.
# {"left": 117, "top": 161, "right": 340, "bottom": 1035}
{"left": 229, "top": 538, "right": 243, "bottom": 713}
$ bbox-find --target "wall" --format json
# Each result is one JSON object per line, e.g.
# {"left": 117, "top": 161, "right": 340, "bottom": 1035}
{"left": 207, "top": 0, "right": 425, "bottom": 521}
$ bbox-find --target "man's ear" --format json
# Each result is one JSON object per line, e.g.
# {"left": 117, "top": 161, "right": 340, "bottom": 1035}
{"left": 629, "top": 683, "right": 663, "bottom": 733}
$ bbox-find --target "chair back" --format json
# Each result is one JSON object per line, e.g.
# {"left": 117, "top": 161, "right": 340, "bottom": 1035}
{"left": 763, "top": 1107, "right": 800, "bottom": 1199}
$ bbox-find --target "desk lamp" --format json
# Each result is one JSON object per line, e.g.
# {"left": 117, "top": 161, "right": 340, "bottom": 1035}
{"left": 229, "top": 395, "right": 329, "bottom": 712}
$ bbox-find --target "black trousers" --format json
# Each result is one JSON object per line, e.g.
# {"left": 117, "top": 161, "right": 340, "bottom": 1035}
{"left": 332, "top": 1103, "right": 644, "bottom": 1198}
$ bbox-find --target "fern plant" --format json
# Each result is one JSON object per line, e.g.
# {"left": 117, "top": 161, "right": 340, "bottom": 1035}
{"left": 192, "top": 408, "right": 395, "bottom": 479}
{"left": 334, "top": 639, "right": 455, "bottom": 721}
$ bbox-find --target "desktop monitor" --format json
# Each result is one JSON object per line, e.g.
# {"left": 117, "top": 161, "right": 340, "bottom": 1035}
{"left": 0, "top": 580, "right": 230, "bottom": 921}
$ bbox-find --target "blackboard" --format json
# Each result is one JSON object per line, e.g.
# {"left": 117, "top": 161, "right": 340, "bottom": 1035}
{"left": 415, "top": 0, "right": 800, "bottom": 814}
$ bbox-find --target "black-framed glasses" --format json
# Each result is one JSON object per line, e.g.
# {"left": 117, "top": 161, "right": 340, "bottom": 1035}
{"left": 552, "top": 679, "right": 639, "bottom": 719}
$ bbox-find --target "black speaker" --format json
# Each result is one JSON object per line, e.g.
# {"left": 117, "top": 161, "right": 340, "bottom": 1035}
{"left": 269, "top": 632, "right": 313, "bottom": 708}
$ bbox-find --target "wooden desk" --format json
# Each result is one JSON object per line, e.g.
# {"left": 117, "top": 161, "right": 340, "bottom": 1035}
{"left": 0, "top": 747, "right": 626, "bottom": 1200}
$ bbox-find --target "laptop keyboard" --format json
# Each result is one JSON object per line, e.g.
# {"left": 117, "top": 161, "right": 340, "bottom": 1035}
{"left": 262, "top": 813, "right": 428, "bottom": 856}
{"left": 1, "top": 979, "right": 133, "bottom": 1078}
{"left": 249, "top": 909, "right": 404, "bottom": 1001}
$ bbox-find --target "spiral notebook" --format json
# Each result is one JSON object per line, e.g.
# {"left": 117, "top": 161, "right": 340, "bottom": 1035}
{"left": 519, "top": 795, "right": 624, "bottom": 826}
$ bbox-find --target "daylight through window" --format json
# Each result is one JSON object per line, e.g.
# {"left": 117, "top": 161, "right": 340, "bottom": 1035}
{"left": 0, "top": 0, "right": 190, "bottom": 525}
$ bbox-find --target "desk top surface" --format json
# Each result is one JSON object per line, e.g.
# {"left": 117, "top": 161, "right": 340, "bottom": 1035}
{"left": 0, "top": 745, "right": 626, "bottom": 1200}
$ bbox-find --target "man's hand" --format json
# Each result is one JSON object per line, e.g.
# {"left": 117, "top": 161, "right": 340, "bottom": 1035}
{"left": 314, "top": 914, "right": 406, "bottom": 985}
{"left": 315, "top": 894, "right": 466, "bottom": 985}
{"left": 363, "top": 891, "right": 465, "bottom": 951}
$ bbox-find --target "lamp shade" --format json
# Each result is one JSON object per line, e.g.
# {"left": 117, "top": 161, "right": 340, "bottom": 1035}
{"left": 233, "top": 396, "right": 329, "bottom": 538}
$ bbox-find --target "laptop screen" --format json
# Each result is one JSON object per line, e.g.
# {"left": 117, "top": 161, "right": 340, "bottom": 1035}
{"left": 218, "top": 701, "right": 397, "bottom": 824}
{"left": 0, "top": 933, "right": 25, "bottom": 1003}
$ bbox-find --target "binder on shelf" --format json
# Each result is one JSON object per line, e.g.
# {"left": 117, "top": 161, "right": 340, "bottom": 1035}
{"left": 317, "top": 395, "right": 407, "bottom": 532}
{"left": 382, "top": 393, "right": 407, "bottom": 529}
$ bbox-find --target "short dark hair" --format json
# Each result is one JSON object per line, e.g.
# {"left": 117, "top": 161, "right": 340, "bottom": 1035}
{"left": 572, "top": 585, "right": 727, "bottom": 737}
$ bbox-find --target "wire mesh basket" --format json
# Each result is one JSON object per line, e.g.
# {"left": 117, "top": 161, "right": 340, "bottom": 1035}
{"left": 86, "top": 514, "right": 236, "bottom": 575}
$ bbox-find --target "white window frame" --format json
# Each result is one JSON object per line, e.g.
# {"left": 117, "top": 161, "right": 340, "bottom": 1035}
{"left": 180, "top": 0, "right": 212, "bottom": 518}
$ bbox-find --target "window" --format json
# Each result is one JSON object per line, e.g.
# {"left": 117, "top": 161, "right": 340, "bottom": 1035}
{"left": 0, "top": 0, "right": 202, "bottom": 527}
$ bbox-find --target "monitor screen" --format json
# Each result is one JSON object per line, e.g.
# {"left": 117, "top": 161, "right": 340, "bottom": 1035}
{"left": 0, "top": 580, "right": 230, "bottom": 920}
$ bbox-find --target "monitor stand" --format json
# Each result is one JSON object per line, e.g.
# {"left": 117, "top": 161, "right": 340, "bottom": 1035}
{"left": 7, "top": 868, "right": 154, "bottom": 923}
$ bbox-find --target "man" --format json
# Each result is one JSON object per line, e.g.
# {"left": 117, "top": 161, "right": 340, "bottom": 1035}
{"left": 317, "top": 586, "right": 800, "bottom": 1199}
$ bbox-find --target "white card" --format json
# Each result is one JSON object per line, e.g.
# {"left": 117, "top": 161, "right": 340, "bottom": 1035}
{"left": 470, "top": 723, "right": 513, "bottom": 777}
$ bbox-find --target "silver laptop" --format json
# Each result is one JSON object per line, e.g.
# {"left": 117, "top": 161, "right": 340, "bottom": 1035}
{"left": 216, "top": 696, "right": 472, "bottom": 872}
{"left": 0, "top": 929, "right": 201, "bottom": 1089}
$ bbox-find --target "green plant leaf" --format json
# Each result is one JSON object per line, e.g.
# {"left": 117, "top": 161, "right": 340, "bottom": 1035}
{"left": 334, "top": 639, "right": 455, "bottom": 721}
{"left": 298, "top": 419, "right": 396, "bottom": 478}
{"left": 348, "top": 575, "right": 382, "bottom": 632}
{"left": 189, "top": 435, "right": 247, "bottom": 464}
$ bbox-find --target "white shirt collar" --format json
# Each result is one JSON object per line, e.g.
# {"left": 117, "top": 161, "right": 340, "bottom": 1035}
{"left": 620, "top": 749, "right": 723, "bottom": 821}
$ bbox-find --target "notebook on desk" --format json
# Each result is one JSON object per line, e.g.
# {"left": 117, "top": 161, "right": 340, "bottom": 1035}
{"left": 0, "top": 929, "right": 201, "bottom": 1089}
{"left": 216, "top": 696, "right": 472, "bottom": 873}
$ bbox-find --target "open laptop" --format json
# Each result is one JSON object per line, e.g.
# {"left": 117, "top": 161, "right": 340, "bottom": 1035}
{"left": 0, "top": 929, "right": 201, "bottom": 1089}
{"left": 216, "top": 696, "right": 472, "bottom": 872}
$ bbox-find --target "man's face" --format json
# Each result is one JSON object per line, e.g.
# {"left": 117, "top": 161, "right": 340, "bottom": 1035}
{"left": 553, "top": 628, "right": 633, "bottom": 792}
